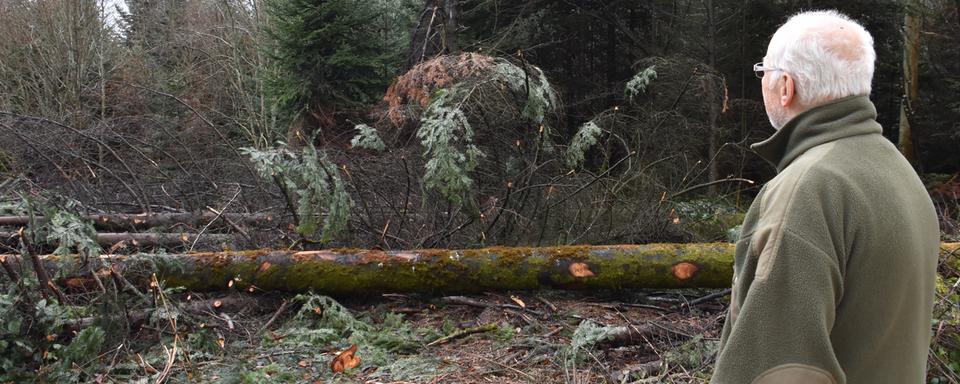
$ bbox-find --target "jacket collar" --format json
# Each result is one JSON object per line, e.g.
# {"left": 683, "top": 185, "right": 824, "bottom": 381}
{"left": 751, "top": 95, "right": 882, "bottom": 173}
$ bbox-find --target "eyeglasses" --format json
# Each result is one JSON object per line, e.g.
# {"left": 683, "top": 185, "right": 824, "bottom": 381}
{"left": 753, "top": 62, "right": 782, "bottom": 78}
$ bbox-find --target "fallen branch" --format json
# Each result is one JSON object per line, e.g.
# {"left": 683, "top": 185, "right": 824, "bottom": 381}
{"left": 20, "top": 228, "right": 68, "bottom": 304}
{"left": 64, "top": 295, "right": 256, "bottom": 331}
{"left": 669, "top": 178, "right": 755, "bottom": 199}
{"left": 596, "top": 323, "right": 686, "bottom": 349}
{"left": 190, "top": 187, "right": 242, "bottom": 252}
{"left": 0, "top": 254, "right": 20, "bottom": 283}
{"left": 0, "top": 232, "right": 235, "bottom": 248}
{"left": 679, "top": 288, "right": 732, "bottom": 309}
{"left": 427, "top": 323, "right": 498, "bottom": 346}
{"left": 208, "top": 207, "right": 252, "bottom": 241}
{"left": 0, "top": 212, "right": 275, "bottom": 230}
{"left": 258, "top": 299, "right": 292, "bottom": 335}
{"left": 441, "top": 295, "right": 546, "bottom": 317}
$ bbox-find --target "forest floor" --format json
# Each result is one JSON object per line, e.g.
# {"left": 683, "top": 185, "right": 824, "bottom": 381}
{"left": 62, "top": 288, "right": 727, "bottom": 383}
{"left": 6, "top": 249, "right": 960, "bottom": 383}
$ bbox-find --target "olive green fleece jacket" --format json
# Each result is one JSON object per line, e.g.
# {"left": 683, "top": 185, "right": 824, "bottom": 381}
{"left": 710, "top": 95, "right": 940, "bottom": 384}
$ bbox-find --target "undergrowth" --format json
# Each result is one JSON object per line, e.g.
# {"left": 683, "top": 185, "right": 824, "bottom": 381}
{"left": 931, "top": 246, "right": 960, "bottom": 383}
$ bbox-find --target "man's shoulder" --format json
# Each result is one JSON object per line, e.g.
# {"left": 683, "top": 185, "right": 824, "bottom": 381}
{"left": 772, "top": 134, "right": 897, "bottom": 193}
{"left": 764, "top": 142, "right": 842, "bottom": 198}
{"left": 757, "top": 139, "right": 873, "bottom": 225}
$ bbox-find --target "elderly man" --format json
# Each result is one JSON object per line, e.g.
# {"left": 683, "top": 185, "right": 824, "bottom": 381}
{"left": 710, "top": 10, "right": 939, "bottom": 384}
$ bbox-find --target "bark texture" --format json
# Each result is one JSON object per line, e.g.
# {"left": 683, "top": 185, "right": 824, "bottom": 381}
{"left": 3, "top": 243, "right": 957, "bottom": 295}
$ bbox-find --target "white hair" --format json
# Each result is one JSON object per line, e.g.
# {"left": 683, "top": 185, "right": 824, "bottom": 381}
{"left": 765, "top": 10, "right": 876, "bottom": 106}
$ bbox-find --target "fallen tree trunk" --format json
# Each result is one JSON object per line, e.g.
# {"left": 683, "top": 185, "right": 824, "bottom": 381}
{"left": 0, "top": 212, "right": 276, "bottom": 230}
{"left": 0, "top": 232, "right": 235, "bottom": 247}
{"left": 2, "top": 243, "right": 957, "bottom": 294}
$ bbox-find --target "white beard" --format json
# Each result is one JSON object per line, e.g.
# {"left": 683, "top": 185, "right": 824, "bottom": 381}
{"left": 767, "top": 104, "right": 791, "bottom": 130}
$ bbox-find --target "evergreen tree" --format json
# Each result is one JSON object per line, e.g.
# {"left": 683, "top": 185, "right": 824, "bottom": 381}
{"left": 263, "top": 0, "right": 415, "bottom": 137}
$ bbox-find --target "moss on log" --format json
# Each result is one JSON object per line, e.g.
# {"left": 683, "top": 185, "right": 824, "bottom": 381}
{"left": 4, "top": 242, "right": 957, "bottom": 295}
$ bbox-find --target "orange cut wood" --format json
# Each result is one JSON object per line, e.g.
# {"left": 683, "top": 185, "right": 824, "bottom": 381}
{"left": 671, "top": 262, "right": 699, "bottom": 280}
{"left": 258, "top": 261, "right": 272, "bottom": 272}
{"left": 568, "top": 262, "right": 595, "bottom": 278}
{"left": 330, "top": 344, "right": 360, "bottom": 373}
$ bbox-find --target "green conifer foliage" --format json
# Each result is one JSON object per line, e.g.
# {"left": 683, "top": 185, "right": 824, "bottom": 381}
{"left": 394, "top": 55, "right": 559, "bottom": 209}
{"left": 263, "top": 0, "right": 407, "bottom": 123}
{"left": 241, "top": 143, "right": 353, "bottom": 242}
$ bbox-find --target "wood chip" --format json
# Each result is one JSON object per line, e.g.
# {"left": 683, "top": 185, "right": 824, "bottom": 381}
{"left": 330, "top": 344, "right": 360, "bottom": 373}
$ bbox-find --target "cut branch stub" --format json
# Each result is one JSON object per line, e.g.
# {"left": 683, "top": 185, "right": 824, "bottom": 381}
{"left": 568, "top": 262, "right": 595, "bottom": 277}
{"left": 671, "top": 262, "right": 699, "bottom": 280}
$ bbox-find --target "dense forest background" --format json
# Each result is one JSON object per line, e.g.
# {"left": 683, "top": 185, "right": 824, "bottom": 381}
{"left": 0, "top": 0, "right": 958, "bottom": 250}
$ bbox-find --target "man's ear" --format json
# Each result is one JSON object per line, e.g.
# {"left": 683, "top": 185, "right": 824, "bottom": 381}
{"left": 780, "top": 74, "right": 795, "bottom": 107}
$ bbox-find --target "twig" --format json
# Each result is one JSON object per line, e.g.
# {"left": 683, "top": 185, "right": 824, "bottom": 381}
{"left": 0, "top": 113, "right": 152, "bottom": 212}
{"left": 152, "top": 274, "right": 183, "bottom": 384}
{"left": 420, "top": 6, "right": 439, "bottom": 63}
{"left": 619, "top": 302, "right": 670, "bottom": 312}
{"left": 189, "top": 185, "right": 242, "bottom": 252}
{"left": 207, "top": 207, "right": 252, "bottom": 241}
{"left": 669, "top": 178, "right": 754, "bottom": 199}
{"left": 136, "top": 353, "right": 158, "bottom": 375}
{"left": 548, "top": 151, "right": 635, "bottom": 210}
{"left": 220, "top": 313, "right": 235, "bottom": 331}
{"left": 110, "top": 266, "right": 147, "bottom": 300}
{"left": 258, "top": 299, "right": 291, "bottom": 335}
{"left": 155, "top": 342, "right": 177, "bottom": 384}
{"left": 679, "top": 288, "right": 732, "bottom": 309}
{"left": 440, "top": 295, "right": 545, "bottom": 317}
{"left": 536, "top": 295, "right": 558, "bottom": 312}
{"left": 427, "top": 323, "right": 498, "bottom": 346}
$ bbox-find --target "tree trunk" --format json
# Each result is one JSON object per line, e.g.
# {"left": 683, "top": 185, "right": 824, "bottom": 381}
{"left": 4, "top": 243, "right": 958, "bottom": 295}
{"left": 19, "top": 243, "right": 736, "bottom": 293}
{"left": 899, "top": 0, "right": 922, "bottom": 165}
{"left": 406, "top": 1, "right": 445, "bottom": 69}
{"left": 705, "top": 0, "right": 720, "bottom": 190}
{"left": 443, "top": 0, "right": 459, "bottom": 53}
